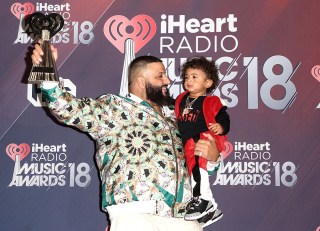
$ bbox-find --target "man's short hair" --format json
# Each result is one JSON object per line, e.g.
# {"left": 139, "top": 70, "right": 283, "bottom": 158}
{"left": 128, "top": 56, "right": 163, "bottom": 85}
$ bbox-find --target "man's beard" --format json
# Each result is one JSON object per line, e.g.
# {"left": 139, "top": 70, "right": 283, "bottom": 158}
{"left": 146, "top": 82, "right": 175, "bottom": 106}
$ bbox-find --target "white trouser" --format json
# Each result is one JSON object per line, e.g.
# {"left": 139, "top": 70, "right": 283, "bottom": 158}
{"left": 109, "top": 213, "right": 202, "bottom": 231}
{"left": 191, "top": 168, "right": 218, "bottom": 209}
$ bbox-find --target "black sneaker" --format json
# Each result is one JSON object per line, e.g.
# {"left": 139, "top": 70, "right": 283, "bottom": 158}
{"left": 197, "top": 208, "right": 223, "bottom": 228}
{"left": 184, "top": 197, "right": 214, "bottom": 220}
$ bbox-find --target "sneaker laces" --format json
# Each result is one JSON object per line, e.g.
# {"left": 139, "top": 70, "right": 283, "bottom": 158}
{"left": 186, "top": 197, "right": 201, "bottom": 210}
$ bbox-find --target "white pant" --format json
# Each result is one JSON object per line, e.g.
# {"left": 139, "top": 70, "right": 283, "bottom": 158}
{"left": 191, "top": 168, "right": 212, "bottom": 200}
{"left": 110, "top": 213, "right": 202, "bottom": 231}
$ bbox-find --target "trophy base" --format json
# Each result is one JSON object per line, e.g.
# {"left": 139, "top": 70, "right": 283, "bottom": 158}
{"left": 28, "top": 66, "right": 59, "bottom": 84}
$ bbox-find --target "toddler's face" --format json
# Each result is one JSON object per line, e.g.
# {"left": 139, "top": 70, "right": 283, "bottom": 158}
{"left": 184, "top": 68, "right": 212, "bottom": 97}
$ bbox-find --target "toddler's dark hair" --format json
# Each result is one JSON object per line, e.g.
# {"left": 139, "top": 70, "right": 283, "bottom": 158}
{"left": 180, "top": 56, "right": 219, "bottom": 93}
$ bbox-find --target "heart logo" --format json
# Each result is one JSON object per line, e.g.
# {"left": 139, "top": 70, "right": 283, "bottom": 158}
{"left": 6, "top": 143, "right": 31, "bottom": 161}
{"left": 311, "top": 65, "right": 320, "bottom": 83}
{"left": 104, "top": 15, "right": 157, "bottom": 53}
{"left": 221, "top": 141, "right": 233, "bottom": 159}
{"left": 11, "top": 2, "right": 35, "bottom": 19}
{"left": 26, "top": 12, "right": 64, "bottom": 37}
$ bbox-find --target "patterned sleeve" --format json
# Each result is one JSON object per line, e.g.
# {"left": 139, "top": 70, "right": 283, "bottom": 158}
{"left": 41, "top": 84, "right": 107, "bottom": 134}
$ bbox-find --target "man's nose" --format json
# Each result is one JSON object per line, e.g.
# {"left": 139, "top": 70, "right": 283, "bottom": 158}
{"left": 163, "top": 75, "right": 170, "bottom": 85}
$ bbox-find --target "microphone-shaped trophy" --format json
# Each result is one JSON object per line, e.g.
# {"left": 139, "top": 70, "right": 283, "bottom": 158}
{"left": 26, "top": 12, "right": 64, "bottom": 83}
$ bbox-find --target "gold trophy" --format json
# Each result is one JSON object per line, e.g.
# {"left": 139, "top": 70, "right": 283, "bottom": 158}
{"left": 26, "top": 12, "right": 64, "bottom": 83}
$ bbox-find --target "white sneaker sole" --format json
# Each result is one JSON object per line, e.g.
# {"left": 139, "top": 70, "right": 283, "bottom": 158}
{"left": 184, "top": 206, "right": 215, "bottom": 221}
{"left": 202, "top": 213, "right": 223, "bottom": 228}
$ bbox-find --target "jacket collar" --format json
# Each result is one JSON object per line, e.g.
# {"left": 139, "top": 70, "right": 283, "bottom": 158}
{"left": 126, "top": 93, "right": 174, "bottom": 118}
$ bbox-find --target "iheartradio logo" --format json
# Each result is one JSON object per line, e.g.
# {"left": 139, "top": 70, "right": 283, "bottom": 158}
{"left": 6, "top": 143, "right": 31, "bottom": 161}
{"left": 311, "top": 65, "right": 320, "bottom": 83}
{"left": 104, "top": 14, "right": 156, "bottom": 53}
{"left": 103, "top": 14, "right": 157, "bottom": 96}
{"left": 11, "top": 2, "right": 35, "bottom": 19}
{"left": 222, "top": 141, "right": 233, "bottom": 159}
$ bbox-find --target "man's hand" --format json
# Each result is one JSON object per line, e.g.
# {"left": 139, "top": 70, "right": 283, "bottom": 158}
{"left": 31, "top": 41, "right": 58, "bottom": 64}
{"left": 194, "top": 133, "right": 220, "bottom": 162}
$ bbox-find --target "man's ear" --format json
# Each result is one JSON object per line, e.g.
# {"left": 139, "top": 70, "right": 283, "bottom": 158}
{"left": 136, "top": 76, "right": 146, "bottom": 89}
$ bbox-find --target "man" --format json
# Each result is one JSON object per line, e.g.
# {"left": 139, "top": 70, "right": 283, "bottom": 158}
{"left": 31, "top": 45, "right": 222, "bottom": 231}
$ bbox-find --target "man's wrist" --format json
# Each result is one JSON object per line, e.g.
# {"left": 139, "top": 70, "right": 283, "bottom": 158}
{"left": 40, "top": 81, "right": 59, "bottom": 90}
{"left": 208, "top": 153, "right": 222, "bottom": 167}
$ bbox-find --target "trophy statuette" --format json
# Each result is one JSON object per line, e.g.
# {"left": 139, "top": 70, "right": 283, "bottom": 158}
{"left": 27, "top": 12, "right": 64, "bottom": 83}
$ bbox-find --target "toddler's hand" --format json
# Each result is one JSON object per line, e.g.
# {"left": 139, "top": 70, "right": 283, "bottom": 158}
{"left": 209, "top": 123, "right": 223, "bottom": 135}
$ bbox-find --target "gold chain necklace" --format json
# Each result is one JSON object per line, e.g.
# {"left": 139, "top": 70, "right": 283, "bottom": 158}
{"left": 182, "top": 96, "right": 198, "bottom": 116}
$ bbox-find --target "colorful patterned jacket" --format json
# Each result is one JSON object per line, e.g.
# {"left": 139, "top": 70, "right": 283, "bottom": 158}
{"left": 41, "top": 85, "right": 192, "bottom": 218}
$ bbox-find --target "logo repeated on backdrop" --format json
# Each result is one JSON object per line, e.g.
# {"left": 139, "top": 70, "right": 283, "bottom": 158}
{"left": 158, "top": 14, "right": 301, "bottom": 112}
{"left": 6, "top": 143, "right": 30, "bottom": 161}
{"left": 104, "top": 15, "right": 156, "bottom": 54}
{"left": 12, "top": 2, "right": 94, "bottom": 44}
{"left": 311, "top": 65, "right": 320, "bottom": 82}
{"left": 103, "top": 14, "right": 157, "bottom": 96}
{"left": 11, "top": 2, "right": 34, "bottom": 19}
{"left": 311, "top": 65, "right": 320, "bottom": 108}
{"left": 5, "top": 143, "right": 92, "bottom": 188}
{"left": 10, "top": 2, "right": 84, "bottom": 107}
{"left": 221, "top": 141, "right": 233, "bottom": 159}
{"left": 214, "top": 141, "right": 298, "bottom": 187}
